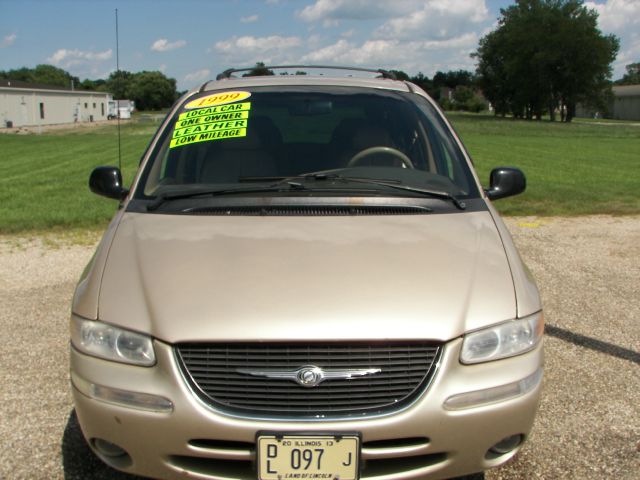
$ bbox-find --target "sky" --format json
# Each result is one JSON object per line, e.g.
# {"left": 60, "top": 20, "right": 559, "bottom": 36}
{"left": 1, "top": 0, "right": 638, "bottom": 91}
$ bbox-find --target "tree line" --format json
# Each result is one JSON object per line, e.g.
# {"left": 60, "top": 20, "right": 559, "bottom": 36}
{"left": 389, "top": 0, "right": 627, "bottom": 122}
{"left": 474, "top": 0, "right": 619, "bottom": 122}
{"left": 245, "top": 62, "right": 490, "bottom": 112}
{"left": 245, "top": 0, "right": 629, "bottom": 123}
{"left": 1, "top": 0, "right": 634, "bottom": 119}
{"left": 0, "top": 64, "right": 180, "bottom": 111}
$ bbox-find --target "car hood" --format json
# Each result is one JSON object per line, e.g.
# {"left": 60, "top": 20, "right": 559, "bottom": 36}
{"left": 95, "top": 211, "right": 516, "bottom": 343}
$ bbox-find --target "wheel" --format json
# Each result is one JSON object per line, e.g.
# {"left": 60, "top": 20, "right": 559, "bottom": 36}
{"left": 347, "top": 146, "right": 414, "bottom": 169}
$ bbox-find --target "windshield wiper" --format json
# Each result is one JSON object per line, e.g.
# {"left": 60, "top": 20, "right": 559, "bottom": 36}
{"left": 146, "top": 183, "right": 308, "bottom": 211}
{"left": 148, "top": 174, "right": 465, "bottom": 211}
{"left": 341, "top": 177, "right": 467, "bottom": 210}
{"left": 145, "top": 179, "right": 375, "bottom": 212}
{"left": 262, "top": 173, "right": 467, "bottom": 210}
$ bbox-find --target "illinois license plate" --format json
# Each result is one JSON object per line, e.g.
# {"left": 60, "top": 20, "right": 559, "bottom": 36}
{"left": 257, "top": 433, "right": 360, "bottom": 480}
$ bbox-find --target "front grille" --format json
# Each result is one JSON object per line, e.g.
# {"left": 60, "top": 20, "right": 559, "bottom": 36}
{"left": 176, "top": 343, "right": 441, "bottom": 417}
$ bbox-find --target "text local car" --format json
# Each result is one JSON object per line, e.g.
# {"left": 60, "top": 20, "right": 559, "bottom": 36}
{"left": 71, "top": 66, "right": 543, "bottom": 480}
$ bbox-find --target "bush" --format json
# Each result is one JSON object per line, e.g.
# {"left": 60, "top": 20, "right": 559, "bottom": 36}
{"left": 439, "top": 97, "right": 454, "bottom": 111}
{"left": 466, "top": 95, "right": 488, "bottom": 113}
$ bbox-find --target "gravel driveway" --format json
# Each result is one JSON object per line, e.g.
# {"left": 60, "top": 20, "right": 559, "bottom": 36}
{"left": 1, "top": 215, "right": 638, "bottom": 479}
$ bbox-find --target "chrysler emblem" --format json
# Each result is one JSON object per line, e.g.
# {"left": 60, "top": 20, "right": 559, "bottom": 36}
{"left": 236, "top": 365, "right": 382, "bottom": 388}
{"left": 296, "top": 366, "right": 324, "bottom": 387}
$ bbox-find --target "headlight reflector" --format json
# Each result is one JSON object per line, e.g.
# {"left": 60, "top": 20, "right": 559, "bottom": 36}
{"left": 461, "top": 312, "right": 543, "bottom": 364}
{"left": 71, "top": 316, "right": 155, "bottom": 366}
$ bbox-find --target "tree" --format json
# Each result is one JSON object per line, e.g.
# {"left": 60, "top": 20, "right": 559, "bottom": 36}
{"left": 79, "top": 78, "right": 107, "bottom": 91}
{"left": 389, "top": 70, "right": 410, "bottom": 81}
{"left": 242, "top": 62, "right": 275, "bottom": 77}
{"left": 0, "top": 64, "right": 80, "bottom": 88}
{"left": 432, "top": 70, "right": 475, "bottom": 90}
{"left": 474, "top": 0, "right": 619, "bottom": 122}
{"left": 615, "top": 62, "right": 640, "bottom": 85}
{"left": 126, "top": 71, "right": 177, "bottom": 110}
{"left": 105, "top": 70, "right": 134, "bottom": 99}
{"left": 0, "top": 64, "right": 177, "bottom": 109}
{"left": 452, "top": 86, "right": 475, "bottom": 108}
{"left": 409, "top": 73, "right": 434, "bottom": 98}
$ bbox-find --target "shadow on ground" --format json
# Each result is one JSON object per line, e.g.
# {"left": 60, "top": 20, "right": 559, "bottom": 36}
{"left": 62, "top": 409, "right": 146, "bottom": 480}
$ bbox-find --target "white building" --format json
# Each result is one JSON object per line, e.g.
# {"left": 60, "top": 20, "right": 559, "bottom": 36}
{"left": 610, "top": 85, "right": 640, "bottom": 121}
{"left": 110, "top": 99, "right": 136, "bottom": 119}
{"left": 0, "top": 79, "right": 113, "bottom": 128}
{"left": 576, "top": 84, "right": 640, "bottom": 121}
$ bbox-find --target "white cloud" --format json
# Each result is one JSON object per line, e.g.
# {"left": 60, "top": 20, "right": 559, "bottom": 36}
{"left": 298, "top": 0, "right": 418, "bottom": 22}
{"left": 240, "top": 14, "right": 259, "bottom": 23}
{"left": 585, "top": 0, "right": 640, "bottom": 78}
{"left": 586, "top": 0, "right": 640, "bottom": 31}
{"left": 213, "top": 35, "right": 303, "bottom": 70}
{"left": 296, "top": 0, "right": 490, "bottom": 72}
{"left": 184, "top": 69, "right": 211, "bottom": 83}
{"left": 47, "top": 48, "right": 112, "bottom": 68}
{"left": 215, "top": 35, "right": 302, "bottom": 54}
{"left": 159, "top": 64, "right": 167, "bottom": 73}
{"left": 301, "top": 33, "right": 479, "bottom": 75}
{"left": 151, "top": 38, "right": 187, "bottom": 52}
{"left": 301, "top": 39, "right": 352, "bottom": 62}
{"left": 376, "top": 0, "right": 489, "bottom": 40}
{"left": 1, "top": 33, "right": 16, "bottom": 48}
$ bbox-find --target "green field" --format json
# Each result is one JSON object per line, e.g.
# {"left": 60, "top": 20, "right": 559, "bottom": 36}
{"left": 0, "top": 114, "right": 638, "bottom": 233}
{"left": 449, "top": 113, "right": 640, "bottom": 216}
{"left": 0, "top": 121, "right": 154, "bottom": 234}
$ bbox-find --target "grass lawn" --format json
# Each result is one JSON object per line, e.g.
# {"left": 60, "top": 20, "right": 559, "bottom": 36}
{"left": 0, "top": 114, "right": 638, "bottom": 233}
{"left": 0, "top": 121, "right": 155, "bottom": 233}
{"left": 448, "top": 112, "right": 640, "bottom": 216}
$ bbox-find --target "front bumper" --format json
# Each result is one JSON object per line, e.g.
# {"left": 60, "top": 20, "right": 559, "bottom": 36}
{"left": 71, "top": 338, "right": 543, "bottom": 480}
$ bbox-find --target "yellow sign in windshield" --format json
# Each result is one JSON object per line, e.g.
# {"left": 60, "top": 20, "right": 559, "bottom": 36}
{"left": 184, "top": 91, "right": 251, "bottom": 109}
{"left": 169, "top": 102, "right": 252, "bottom": 148}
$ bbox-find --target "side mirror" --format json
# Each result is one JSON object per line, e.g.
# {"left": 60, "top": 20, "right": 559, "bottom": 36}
{"left": 486, "top": 167, "right": 526, "bottom": 201}
{"left": 89, "top": 166, "right": 128, "bottom": 200}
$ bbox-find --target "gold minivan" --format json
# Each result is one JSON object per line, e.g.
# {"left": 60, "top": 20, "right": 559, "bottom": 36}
{"left": 71, "top": 66, "right": 543, "bottom": 480}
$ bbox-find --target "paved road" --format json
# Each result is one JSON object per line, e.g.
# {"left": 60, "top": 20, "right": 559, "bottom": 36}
{"left": 1, "top": 216, "right": 638, "bottom": 479}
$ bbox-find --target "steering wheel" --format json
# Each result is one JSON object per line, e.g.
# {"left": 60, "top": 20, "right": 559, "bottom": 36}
{"left": 347, "top": 146, "right": 414, "bottom": 169}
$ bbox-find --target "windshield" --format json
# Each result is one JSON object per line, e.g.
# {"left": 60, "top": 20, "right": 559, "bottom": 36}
{"left": 136, "top": 86, "right": 479, "bottom": 202}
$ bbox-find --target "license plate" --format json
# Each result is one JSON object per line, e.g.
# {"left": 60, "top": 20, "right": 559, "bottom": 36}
{"left": 257, "top": 433, "right": 360, "bottom": 480}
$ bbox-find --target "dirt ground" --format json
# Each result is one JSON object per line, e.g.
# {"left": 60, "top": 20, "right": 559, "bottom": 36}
{"left": 0, "top": 215, "right": 638, "bottom": 479}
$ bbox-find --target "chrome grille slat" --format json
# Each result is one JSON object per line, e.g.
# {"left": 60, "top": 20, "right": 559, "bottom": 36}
{"left": 185, "top": 368, "right": 436, "bottom": 377}
{"left": 176, "top": 343, "right": 441, "bottom": 417}
{"left": 195, "top": 377, "right": 422, "bottom": 393}
{"left": 180, "top": 357, "right": 438, "bottom": 364}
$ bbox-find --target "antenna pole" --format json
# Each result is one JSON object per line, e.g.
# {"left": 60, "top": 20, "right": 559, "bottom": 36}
{"left": 115, "top": 8, "right": 122, "bottom": 171}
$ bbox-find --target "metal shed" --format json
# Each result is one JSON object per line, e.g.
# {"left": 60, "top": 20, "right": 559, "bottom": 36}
{"left": 610, "top": 85, "right": 640, "bottom": 121}
{"left": 0, "top": 80, "right": 113, "bottom": 128}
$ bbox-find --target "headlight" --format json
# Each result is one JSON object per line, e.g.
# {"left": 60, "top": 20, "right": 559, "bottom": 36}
{"left": 71, "top": 316, "right": 155, "bottom": 366}
{"left": 461, "top": 312, "right": 543, "bottom": 364}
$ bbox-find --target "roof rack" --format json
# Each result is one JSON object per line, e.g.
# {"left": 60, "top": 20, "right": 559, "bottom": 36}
{"left": 215, "top": 65, "right": 398, "bottom": 81}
